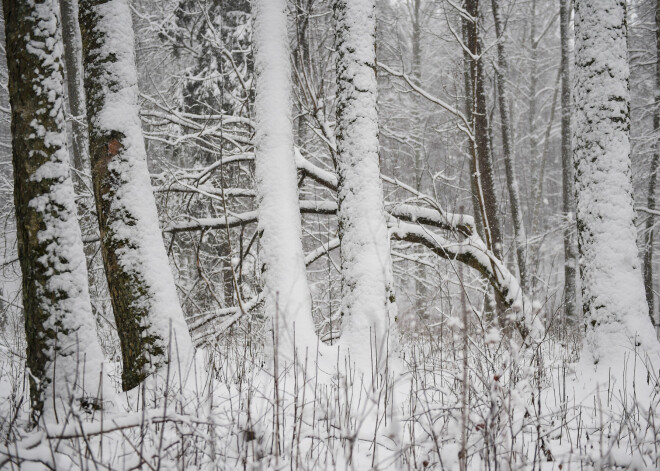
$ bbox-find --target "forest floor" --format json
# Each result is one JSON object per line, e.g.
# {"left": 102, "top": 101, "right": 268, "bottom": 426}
{"left": 0, "top": 317, "right": 659, "bottom": 470}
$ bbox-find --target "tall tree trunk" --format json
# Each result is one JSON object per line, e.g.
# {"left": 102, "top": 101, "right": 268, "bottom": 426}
{"left": 464, "top": 0, "right": 503, "bottom": 262}
{"left": 527, "top": 0, "right": 539, "bottom": 215}
{"left": 643, "top": 0, "right": 660, "bottom": 326}
{"left": 78, "top": 0, "right": 193, "bottom": 391}
{"left": 462, "top": 15, "right": 484, "bottom": 238}
{"left": 334, "top": 0, "right": 397, "bottom": 366}
{"left": 491, "top": 0, "right": 528, "bottom": 292}
{"left": 560, "top": 0, "right": 578, "bottom": 322}
{"left": 573, "top": 0, "right": 658, "bottom": 364}
{"left": 253, "top": 0, "right": 318, "bottom": 361}
{"left": 411, "top": 0, "right": 429, "bottom": 316}
{"left": 464, "top": 0, "right": 504, "bottom": 319}
{"left": 59, "top": 0, "right": 87, "bottom": 174}
{"left": 3, "top": 0, "right": 110, "bottom": 423}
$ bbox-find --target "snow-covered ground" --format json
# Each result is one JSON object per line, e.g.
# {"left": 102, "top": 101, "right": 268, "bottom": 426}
{"left": 1, "top": 318, "right": 658, "bottom": 470}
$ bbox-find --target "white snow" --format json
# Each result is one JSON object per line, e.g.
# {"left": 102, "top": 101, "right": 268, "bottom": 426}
{"left": 84, "top": 0, "right": 193, "bottom": 374}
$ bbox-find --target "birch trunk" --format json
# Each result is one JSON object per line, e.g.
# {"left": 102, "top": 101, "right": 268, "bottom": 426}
{"left": 334, "top": 0, "right": 398, "bottom": 366}
{"left": 253, "top": 0, "right": 318, "bottom": 361}
{"left": 78, "top": 0, "right": 193, "bottom": 391}
{"left": 573, "top": 0, "right": 658, "bottom": 364}
{"left": 3, "top": 0, "right": 111, "bottom": 423}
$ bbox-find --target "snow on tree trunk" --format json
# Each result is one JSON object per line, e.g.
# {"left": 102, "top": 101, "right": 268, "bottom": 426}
{"left": 78, "top": 0, "right": 193, "bottom": 391}
{"left": 59, "top": 0, "right": 87, "bottom": 174}
{"left": 491, "top": 0, "right": 528, "bottom": 293}
{"left": 334, "top": 0, "right": 398, "bottom": 367}
{"left": 643, "top": 0, "right": 660, "bottom": 326}
{"left": 573, "top": 0, "right": 659, "bottom": 365}
{"left": 560, "top": 0, "right": 578, "bottom": 322}
{"left": 253, "top": 0, "right": 318, "bottom": 362}
{"left": 3, "top": 0, "right": 112, "bottom": 423}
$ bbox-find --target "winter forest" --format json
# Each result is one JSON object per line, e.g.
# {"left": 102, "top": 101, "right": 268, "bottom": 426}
{"left": 1, "top": 0, "right": 660, "bottom": 469}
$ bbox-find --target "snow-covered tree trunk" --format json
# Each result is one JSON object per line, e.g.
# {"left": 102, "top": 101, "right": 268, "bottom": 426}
{"left": 59, "top": 0, "right": 87, "bottom": 174}
{"left": 78, "top": 0, "right": 192, "bottom": 391}
{"left": 253, "top": 0, "right": 318, "bottom": 361}
{"left": 334, "top": 0, "right": 397, "bottom": 365}
{"left": 560, "top": 0, "right": 578, "bottom": 322}
{"left": 643, "top": 0, "right": 660, "bottom": 325}
{"left": 491, "top": 0, "right": 528, "bottom": 292}
{"left": 3, "top": 0, "right": 111, "bottom": 423}
{"left": 573, "top": 0, "right": 658, "bottom": 363}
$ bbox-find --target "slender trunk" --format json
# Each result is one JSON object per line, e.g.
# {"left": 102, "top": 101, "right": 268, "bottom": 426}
{"left": 3, "top": 0, "right": 110, "bottom": 423}
{"left": 465, "top": 0, "right": 503, "bottom": 262}
{"left": 643, "top": 0, "right": 660, "bottom": 326}
{"left": 59, "top": 0, "right": 87, "bottom": 175}
{"left": 531, "top": 69, "right": 560, "bottom": 235}
{"left": 491, "top": 0, "right": 528, "bottom": 291}
{"left": 411, "top": 0, "right": 429, "bottom": 316}
{"left": 560, "top": 0, "right": 578, "bottom": 322}
{"left": 464, "top": 0, "right": 505, "bottom": 320}
{"left": 253, "top": 0, "right": 318, "bottom": 361}
{"left": 573, "top": 0, "right": 658, "bottom": 363}
{"left": 334, "top": 0, "right": 398, "bottom": 366}
{"left": 462, "top": 15, "right": 484, "bottom": 238}
{"left": 78, "top": 0, "right": 193, "bottom": 391}
{"left": 527, "top": 0, "right": 539, "bottom": 214}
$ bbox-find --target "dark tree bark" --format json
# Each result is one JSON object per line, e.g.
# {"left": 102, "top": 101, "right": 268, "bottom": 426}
{"left": 79, "top": 0, "right": 193, "bottom": 391}
{"left": 643, "top": 0, "right": 660, "bottom": 326}
{"left": 464, "top": 0, "right": 503, "bottom": 262}
{"left": 3, "top": 0, "right": 109, "bottom": 423}
{"left": 560, "top": 0, "right": 578, "bottom": 322}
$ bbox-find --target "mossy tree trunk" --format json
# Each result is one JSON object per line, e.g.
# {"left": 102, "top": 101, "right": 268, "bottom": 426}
{"left": 573, "top": 0, "right": 658, "bottom": 363}
{"left": 3, "top": 0, "right": 110, "bottom": 423}
{"left": 78, "top": 0, "right": 193, "bottom": 391}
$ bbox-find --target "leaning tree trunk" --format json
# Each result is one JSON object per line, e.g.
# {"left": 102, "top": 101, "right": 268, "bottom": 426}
{"left": 560, "top": 0, "right": 578, "bottom": 322}
{"left": 491, "top": 0, "right": 528, "bottom": 292}
{"left": 59, "top": 0, "right": 87, "bottom": 174}
{"left": 3, "top": 0, "right": 111, "bottom": 423}
{"left": 643, "top": 0, "right": 660, "bottom": 326}
{"left": 253, "top": 0, "right": 318, "bottom": 361}
{"left": 573, "top": 0, "right": 659, "bottom": 365}
{"left": 78, "top": 0, "right": 193, "bottom": 391}
{"left": 334, "top": 0, "right": 398, "bottom": 367}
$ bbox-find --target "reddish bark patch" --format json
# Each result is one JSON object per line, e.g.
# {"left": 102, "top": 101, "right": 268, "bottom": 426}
{"left": 108, "top": 138, "right": 122, "bottom": 156}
